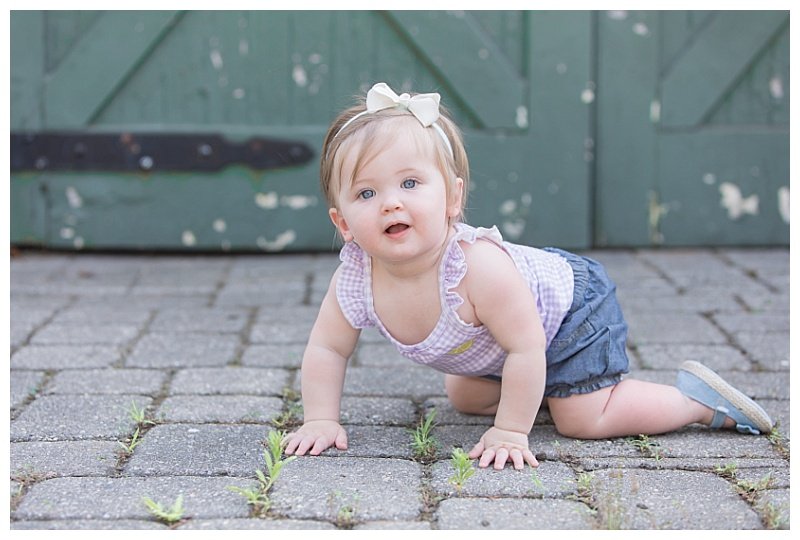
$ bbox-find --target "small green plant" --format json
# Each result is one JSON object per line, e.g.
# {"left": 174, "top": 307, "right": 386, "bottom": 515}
{"left": 575, "top": 471, "right": 595, "bottom": 504}
{"left": 117, "top": 427, "right": 143, "bottom": 455}
{"left": 272, "top": 387, "right": 303, "bottom": 429}
{"left": 128, "top": 400, "right": 157, "bottom": 427}
{"left": 714, "top": 462, "right": 738, "bottom": 480}
{"left": 530, "top": 469, "right": 544, "bottom": 491}
{"left": 229, "top": 429, "right": 295, "bottom": 518}
{"left": 409, "top": 409, "right": 439, "bottom": 462}
{"left": 142, "top": 494, "right": 184, "bottom": 525}
{"left": 448, "top": 447, "right": 476, "bottom": 493}
{"left": 735, "top": 473, "right": 775, "bottom": 503}
{"left": 626, "top": 434, "right": 663, "bottom": 461}
{"left": 758, "top": 500, "right": 789, "bottom": 530}
{"left": 328, "top": 490, "right": 359, "bottom": 529}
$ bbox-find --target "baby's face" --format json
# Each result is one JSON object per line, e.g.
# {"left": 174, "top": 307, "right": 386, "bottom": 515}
{"left": 328, "top": 126, "right": 462, "bottom": 265}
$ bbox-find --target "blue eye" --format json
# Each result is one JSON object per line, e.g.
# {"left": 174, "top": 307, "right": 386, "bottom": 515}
{"left": 402, "top": 178, "right": 418, "bottom": 189}
{"left": 358, "top": 189, "right": 375, "bottom": 200}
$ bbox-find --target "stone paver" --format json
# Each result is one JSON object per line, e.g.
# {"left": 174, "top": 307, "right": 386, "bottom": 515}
{"left": 9, "top": 248, "right": 790, "bottom": 530}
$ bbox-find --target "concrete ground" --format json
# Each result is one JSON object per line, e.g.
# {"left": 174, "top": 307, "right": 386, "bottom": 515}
{"left": 9, "top": 246, "right": 790, "bottom": 529}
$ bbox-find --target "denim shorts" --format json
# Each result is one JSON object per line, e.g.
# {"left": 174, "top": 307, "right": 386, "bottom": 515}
{"left": 483, "top": 248, "right": 630, "bottom": 398}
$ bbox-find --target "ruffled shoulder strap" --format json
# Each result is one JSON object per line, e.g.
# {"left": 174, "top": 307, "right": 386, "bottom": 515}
{"left": 335, "top": 241, "right": 374, "bottom": 329}
{"left": 440, "top": 223, "right": 506, "bottom": 311}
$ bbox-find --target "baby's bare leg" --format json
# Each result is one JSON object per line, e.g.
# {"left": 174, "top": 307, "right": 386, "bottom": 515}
{"left": 445, "top": 374, "right": 501, "bottom": 415}
{"left": 547, "top": 379, "right": 723, "bottom": 439}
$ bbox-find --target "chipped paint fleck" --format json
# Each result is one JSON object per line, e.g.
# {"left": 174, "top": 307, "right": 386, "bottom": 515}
{"left": 293, "top": 65, "right": 308, "bottom": 87}
{"left": 650, "top": 100, "right": 661, "bottom": 123}
{"left": 280, "top": 195, "right": 318, "bottom": 210}
{"left": 581, "top": 88, "right": 595, "bottom": 104}
{"left": 73, "top": 237, "right": 85, "bottom": 249}
{"left": 60, "top": 227, "right": 75, "bottom": 240}
{"left": 608, "top": 11, "right": 628, "bottom": 20}
{"left": 778, "top": 187, "right": 790, "bottom": 224}
{"left": 500, "top": 199, "right": 517, "bottom": 216}
{"left": 648, "top": 191, "right": 668, "bottom": 244}
{"left": 66, "top": 187, "right": 83, "bottom": 209}
{"left": 556, "top": 63, "right": 567, "bottom": 75}
{"left": 239, "top": 39, "right": 249, "bottom": 56}
{"left": 232, "top": 88, "right": 245, "bottom": 99}
{"left": 255, "top": 192, "right": 279, "bottom": 209}
{"left": 213, "top": 219, "right": 227, "bottom": 233}
{"left": 502, "top": 220, "right": 525, "bottom": 239}
{"left": 516, "top": 106, "right": 529, "bottom": 129}
{"left": 478, "top": 48, "right": 490, "bottom": 60}
{"left": 770, "top": 76, "right": 784, "bottom": 99}
{"left": 210, "top": 49, "right": 223, "bottom": 70}
{"left": 703, "top": 173, "right": 717, "bottom": 185}
{"left": 633, "top": 22, "right": 650, "bottom": 36}
{"left": 257, "top": 230, "right": 297, "bottom": 251}
{"left": 182, "top": 230, "right": 197, "bottom": 247}
{"left": 719, "top": 182, "right": 759, "bottom": 220}
{"left": 308, "top": 53, "right": 322, "bottom": 64}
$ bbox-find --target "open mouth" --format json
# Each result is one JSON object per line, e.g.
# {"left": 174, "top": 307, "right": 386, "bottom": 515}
{"left": 385, "top": 223, "right": 410, "bottom": 235}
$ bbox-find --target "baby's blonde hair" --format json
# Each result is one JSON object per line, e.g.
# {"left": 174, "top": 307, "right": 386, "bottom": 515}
{"left": 320, "top": 93, "right": 469, "bottom": 221}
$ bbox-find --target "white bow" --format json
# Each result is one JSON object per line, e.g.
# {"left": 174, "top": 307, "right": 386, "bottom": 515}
{"left": 365, "top": 82, "right": 442, "bottom": 127}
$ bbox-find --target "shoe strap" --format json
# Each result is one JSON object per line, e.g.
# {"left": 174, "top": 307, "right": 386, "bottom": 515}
{"left": 710, "top": 406, "right": 728, "bottom": 429}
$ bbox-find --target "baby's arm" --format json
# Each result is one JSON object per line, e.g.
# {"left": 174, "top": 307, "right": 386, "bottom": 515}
{"left": 460, "top": 241, "right": 546, "bottom": 470}
{"left": 285, "top": 268, "right": 360, "bottom": 456}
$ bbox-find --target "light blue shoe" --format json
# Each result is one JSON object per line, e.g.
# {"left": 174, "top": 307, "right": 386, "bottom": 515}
{"left": 676, "top": 361, "right": 773, "bottom": 435}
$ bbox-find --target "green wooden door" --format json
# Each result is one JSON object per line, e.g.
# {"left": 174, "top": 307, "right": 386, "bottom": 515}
{"left": 596, "top": 10, "right": 789, "bottom": 246}
{"left": 10, "top": 10, "right": 593, "bottom": 251}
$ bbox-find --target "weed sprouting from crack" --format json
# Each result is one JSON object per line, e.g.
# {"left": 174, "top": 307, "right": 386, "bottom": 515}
{"left": 328, "top": 490, "right": 360, "bottom": 529}
{"left": 626, "top": 434, "right": 663, "bottom": 461}
{"left": 228, "top": 429, "right": 296, "bottom": 518}
{"left": 448, "top": 447, "right": 475, "bottom": 493}
{"left": 142, "top": 494, "right": 185, "bottom": 527}
{"left": 409, "top": 408, "right": 439, "bottom": 463}
{"left": 271, "top": 387, "right": 303, "bottom": 429}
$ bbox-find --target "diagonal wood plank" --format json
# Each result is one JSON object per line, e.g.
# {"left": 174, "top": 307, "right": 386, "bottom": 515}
{"left": 660, "top": 10, "right": 788, "bottom": 128}
{"left": 385, "top": 11, "right": 526, "bottom": 129}
{"left": 44, "top": 11, "right": 182, "bottom": 128}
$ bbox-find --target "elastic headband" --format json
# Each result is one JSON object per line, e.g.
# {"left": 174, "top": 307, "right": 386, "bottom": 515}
{"left": 332, "top": 82, "right": 454, "bottom": 157}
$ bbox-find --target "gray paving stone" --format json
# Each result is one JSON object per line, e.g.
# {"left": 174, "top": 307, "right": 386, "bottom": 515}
{"left": 754, "top": 488, "right": 790, "bottom": 529}
{"left": 30, "top": 323, "right": 141, "bottom": 346}
{"left": 124, "top": 424, "right": 267, "bottom": 476}
{"left": 354, "top": 520, "right": 431, "bottom": 530}
{"left": 44, "top": 369, "right": 167, "bottom": 395}
{"left": 586, "top": 468, "right": 763, "bottom": 529}
{"left": 216, "top": 284, "right": 306, "bottom": 307}
{"left": 249, "top": 322, "right": 314, "bottom": 344}
{"left": 634, "top": 344, "right": 751, "bottom": 371}
{"left": 338, "top": 396, "right": 417, "bottom": 426}
{"left": 11, "top": 394, "right": 151, "bottom": 441}
{"left": 13, "top": 476, "right": 252, "bottom": 521}
{"left": 239, "top": 344, "right": 305, "bottom": 368}
{"left": 51, "top": 306, "right": 152, "bottom": 325}
{"left": 354, "top": 343, "right": 408, "bottom": 367}
{"left": 341, "top": 366, "right": 446, "bottom": 400}
{"left": 72, "top": 294, "right": 212, "bottom": 310}
{"left": 626, "top": 313, "right": 727, "bottom": 346}
{"left": 11, "top": 441, "right": 120, "bottom": 477}
{"left": 157, "top": 395, "right": 283, "bottom": 423}
{"left": 435, "top": 498, "right": 593, "bottom": 529}
{"left": 11, "top": 519, "right": 167, "bottom": 529}
{"left": 270, "top": 456, "right": 422, "bottom": 522}
{"left": 713, "top": 313, "right": 789, "bottom": 334}
{"left": 150, "top": 307, "right": 250, "bottom": 333}
{"left": 734, "top": 466, "right": 790, "bottom": 489}
{"left": 577, "top": 456, "right": 787, "bottom": 472}
{"left": 11, "top": 345, "right": 122, "bottom": 370}
{"left": 179, "top": 518, "right": 336, "bottom": 529}
{"left": 738, "top": 291, "right": 790, "bottom": 312}
{"left": 310, "top": 426, "right": 415, "bottom": 459}
{"left": 256, "top": 305, "right": 320, "bottom": 324}
{"left": 126, "top": 333, "right": 239, "bottom": 368}
{"left": 10, "top": 371, "right": 46, "bottom": 408}
{"left": 734, "top": 332, "right": 790, "bottom": 370}
{"left": 431, "top": 458, "right": 576, "bottom": 498}
{"left": 169, "top": 367, "right": 291, "bottom": 396}
{"left": 618, "top": 291, "right": 742, "bottom": 314}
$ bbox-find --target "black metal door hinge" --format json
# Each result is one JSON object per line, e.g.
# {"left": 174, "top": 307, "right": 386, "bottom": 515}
{"left": 10, "top": 132, "right": 314, "bottom": 172}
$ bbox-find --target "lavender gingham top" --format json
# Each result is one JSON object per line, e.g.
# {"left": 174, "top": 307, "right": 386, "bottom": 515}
{"left": 336, "top": 223, "right": 574, "bottom": 377}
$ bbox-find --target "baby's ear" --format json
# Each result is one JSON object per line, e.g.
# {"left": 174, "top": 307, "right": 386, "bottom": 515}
{"left": 447, "top": 177, "right": 465, "bottom": 220}
{"left": 329, "top": 207, "right": 354, "bottom": 242}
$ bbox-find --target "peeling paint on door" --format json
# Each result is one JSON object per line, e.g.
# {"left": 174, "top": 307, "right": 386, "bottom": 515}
{"left": 778, "top": 186, "right": 789, "bottom": 224}
{"left": 719, "top": 182, "right": 759, "bottom": 220}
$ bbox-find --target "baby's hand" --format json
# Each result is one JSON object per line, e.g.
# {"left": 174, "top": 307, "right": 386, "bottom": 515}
{"left": 285, "top": 420, "right": 348, "bottom": 456}
{"left": 468, "top": 426, "right": 538, "bottom": 470}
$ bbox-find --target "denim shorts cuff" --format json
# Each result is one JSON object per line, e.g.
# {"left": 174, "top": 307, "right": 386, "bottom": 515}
{"left": 544, "top": 374, "right": 624, "bottom": 398}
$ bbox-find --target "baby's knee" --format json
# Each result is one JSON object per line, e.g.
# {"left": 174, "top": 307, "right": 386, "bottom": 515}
{"left": 445, "top": 375, "right": 500, "bottom": 415}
